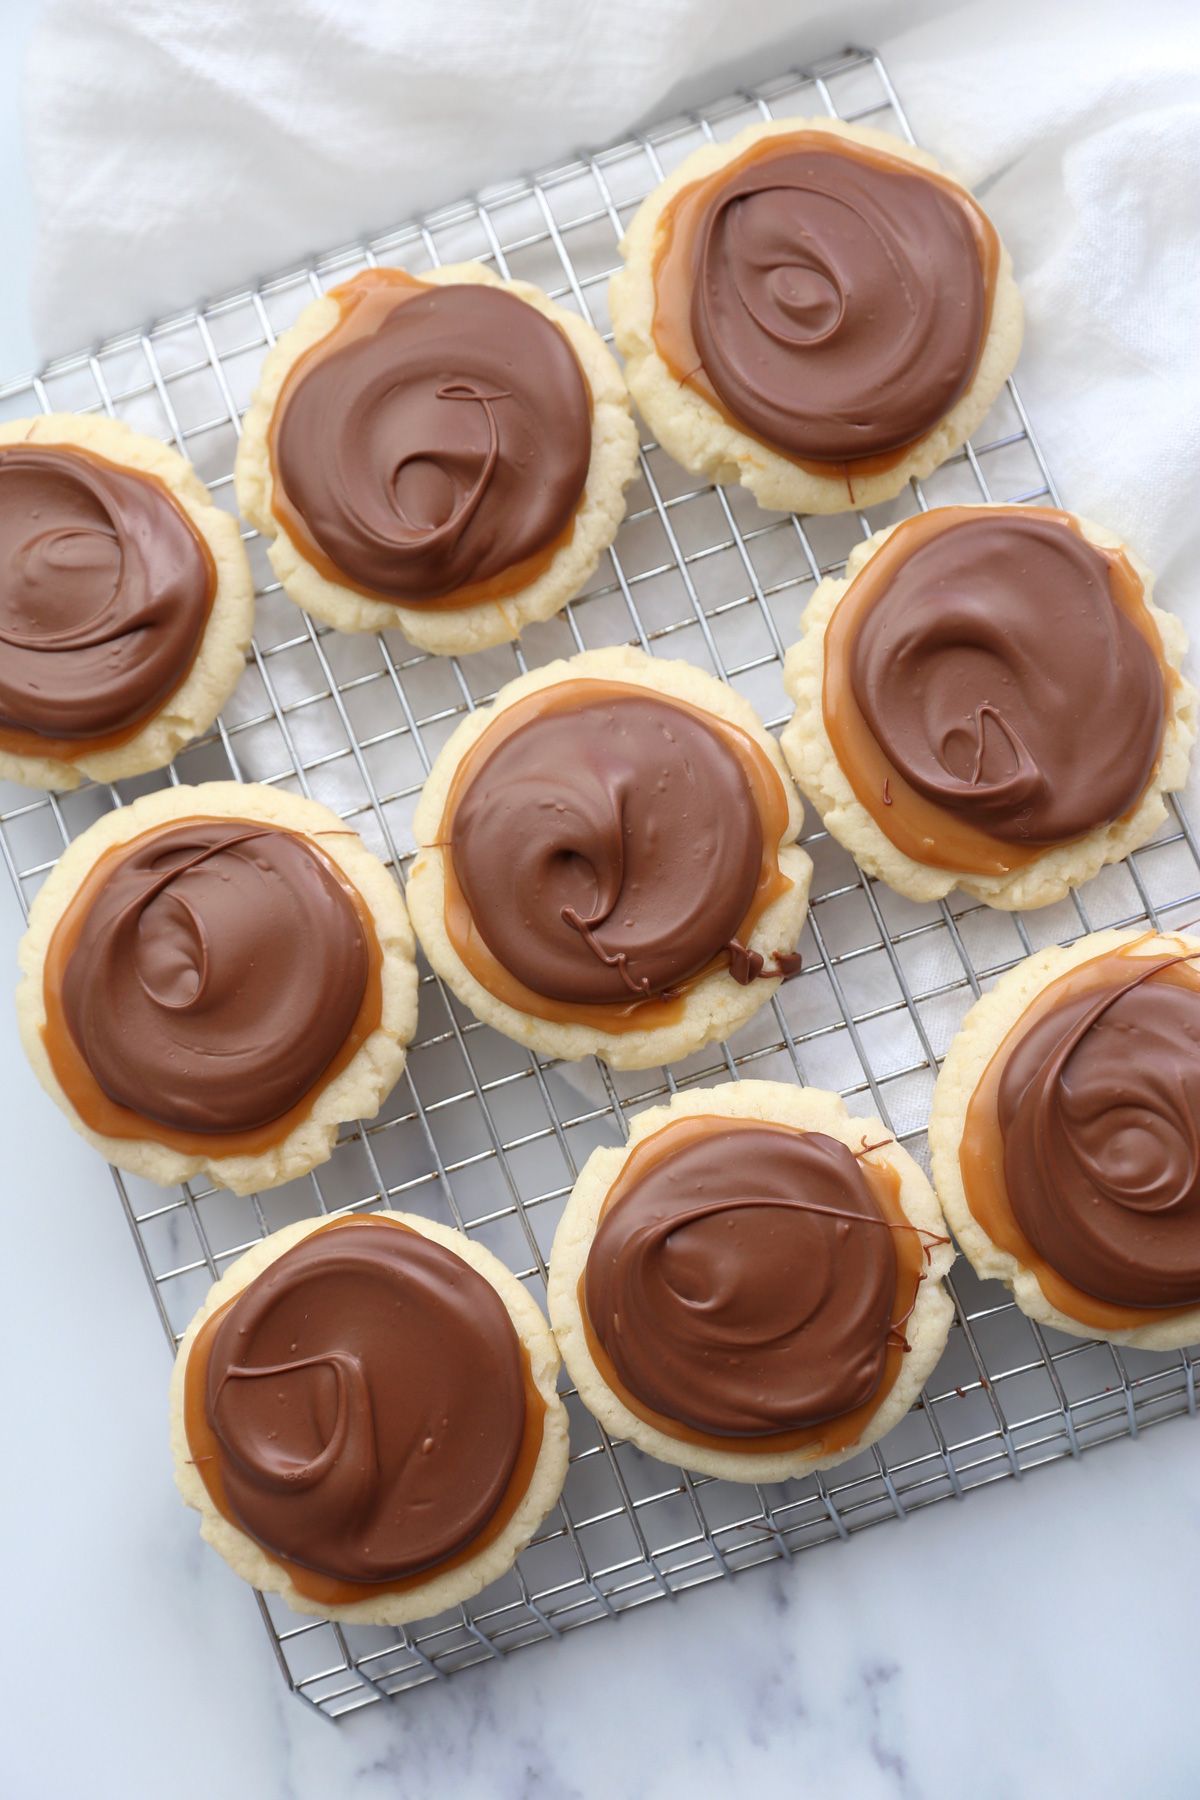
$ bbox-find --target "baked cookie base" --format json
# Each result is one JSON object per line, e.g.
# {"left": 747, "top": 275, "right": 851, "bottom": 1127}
{"left": 16, "top": 781, "right": 418, "bottom": 1195}
{"left": 547, "top": 1080, "right": 955, "bottom": 1482}
{"left": 929, "top": 927, "right": 1200, "bottom": 1350}
{"left": 406, "top": 645, "right": 812, "bottom": 1071}
{"left": 169, "top": 1210, "right": 570, "bottom": 1626}
{"left": 0, "top": 413, "right": 254, "bottom": 791}
{"left": 608, "top": 117, "right": 1023, "bottom": 518}
{"left": 781, "top": 509, "right": 1197, "bottom": 910}
{"left": 234, "top": 262, "right": 640, "bottom": 656}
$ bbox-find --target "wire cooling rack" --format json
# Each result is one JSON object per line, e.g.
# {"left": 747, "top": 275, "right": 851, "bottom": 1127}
{"left": 2, "top": 46, "right": 1198, "bottom": 1722}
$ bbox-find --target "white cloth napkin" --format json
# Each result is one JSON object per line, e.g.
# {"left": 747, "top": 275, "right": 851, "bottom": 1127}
{"left": 25, "top": 0, "right": 1200, "bottom": 640}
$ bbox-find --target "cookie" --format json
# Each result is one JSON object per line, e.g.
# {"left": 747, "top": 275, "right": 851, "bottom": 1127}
{"left": 781, "top": 505, "right": 1196, "bottom": 909}
{"left": 170, "top": 1210, "right": 569, "bottom": 1625}
{"left": 609, "top": 117, "right": 1022, "bottom": 516}
{"left": 0, "top": 413, "right": 254, "bottom": 790}
{"left": 929, "top": 928, "right": 1200, "bottom": 1349}
{"left": 547, "top": 1081, "right": 955, "bottom": 1482}
{"left": 406, "top": 646, "right": 812, "bottom": 1070}
{"left": 16, "top": 781, "right": 418, "bottom": 1195}
{"left": 235, "top": 263, "right": 639, "bottom": 656}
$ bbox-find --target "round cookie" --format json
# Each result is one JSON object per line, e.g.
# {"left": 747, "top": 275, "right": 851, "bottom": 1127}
{"left": 406, "top": 646, "right": 812, "bottom": 1070}
{"left": 170, "top": 1209, "right": 569, "bottom": 1625}
{"left": 609, "top": 117, "right": 1022, "bottom": 516}
{"left": 930, "top": 928, "right": 1200, "bottom": 1350}
{"left": 235, "top": 262, "right": 639, "bottom": 656}
{"left": 547, "top": 1081, "right": 955, "bottom": 1482}
{"left": 16, "top": 780, "right": 418, "bottom": 1195}
{"left": 0, "top": 413, "right": 254, "bottom": 791}
{"left": 781, "top": 505, "right": 1196, "bottom": 910}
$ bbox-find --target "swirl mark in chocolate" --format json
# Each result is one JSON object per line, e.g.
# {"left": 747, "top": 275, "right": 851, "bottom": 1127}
{"left": 585, "top": 1126, "right": 897, "bottom": 1435}
{"left": 849, "top": 513, "right": 1164, "bottom": 844}
{"left": 688, "top": 146, "right": 987, "bottom": 461}
{"left": 999, "top": 961, "right": 1200, "bottom": 1307}
{"left": 0, "top": 445, "right": 214, "bottom": 743}
{"left": 60, "top": 821, "right": 368, "bottom": 1134}
{"left": 272, "top": 281, "right": 592, "bottom": 603}
{"left": 449, "top": 694, "right": 764, "bottom": 1005}
{"left": 204, "top": 1221, "right": 526, "bottom": 1581}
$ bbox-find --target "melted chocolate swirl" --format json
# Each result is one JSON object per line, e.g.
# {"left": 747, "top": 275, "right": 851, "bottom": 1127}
{"left": 205, "top": 1221, "right": 527, "bottom": 1581}
{"left": 273, "top": 282, "right": 592, "bottom": 602}
{"left": 689, "top": 146, "right": 986, "bottom": 461}
{"left": 850, "top": 513, "right": 1164, "bottom": 843}
{"left": 0, "top": 444, "right": 213, "bottom": 742}
{"left": 449, "top": 694, "right": 763, "bottom": 1004}
{"left": 999, "top": 962, "right": 1200, "bottom": 1308}
{"left": 585, "top": 1127, "right": 897, "bottom": 1434}
{"left": 60, "top": 821, "right": 368, "bottom": 1134}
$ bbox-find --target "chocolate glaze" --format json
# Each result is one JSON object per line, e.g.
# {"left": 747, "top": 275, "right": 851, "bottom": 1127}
{"left": 0, "top": 444, "right": 215, "bottom": 747}
{"left": 449, "top": 691, "right": 765, "bottom": 1005}
{"left": 822, "top": 508, "right": 1170, "bottom": 875}
{"left": 200, "top": 1219, "right": 527, "bottom": 1582}
{"left": 585, "top": 1124, "right": 898, "bottom": 1435}
{"left": 59, "top": 821, "right": 369, "bottom": 1135}
{"left": 850, "top": 512, "right": 1164, "bottom": 845}
{"left": 271, "top": 275, "right": 592, "bottom": 605}
{"left": 998, "top": 960, "right": 1200, "bottom": 1308}
{"left": 652, "top": 136, "right": 996, "bottom": 468}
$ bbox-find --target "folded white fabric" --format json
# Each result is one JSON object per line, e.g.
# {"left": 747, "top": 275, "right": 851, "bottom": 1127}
{"left": 885, "top": 0, "right": 1200, "bottom": 643}
{"left": 24, "top": 0, "right": 1200, "bottom": 644}
{"left": 24, "top": 0, "right": 958, "bottom": 357}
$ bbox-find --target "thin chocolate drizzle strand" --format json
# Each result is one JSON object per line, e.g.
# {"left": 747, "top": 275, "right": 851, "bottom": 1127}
{"left": 850, "top": 512, "right": 1163, "bottom": 844}
{"left": 689, "top": 146, "right": 986, "bottom": 461}
{"left": 273, "top": 283, "right": 592, "bottom": 602}
{"left": 585, "top": 1127, "right": 899, "bottom": 1436}
{"left": 60, "top": 821, "right": 368, "bottom": 1134}
{"left": 450, "top": 694, "right": 764, "bottom": 1005}
{"left": 205, "top": 1222, "right": 526, "bottom": 1582}
{"left": 0, "top": 444, "right": 213, "bottom": 741}
{"left": 999, "top": 955, "right": 1200, "bottom": 1307}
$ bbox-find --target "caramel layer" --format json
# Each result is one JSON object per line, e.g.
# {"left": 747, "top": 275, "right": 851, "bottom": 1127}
{"left": 267, "top": 269, "right": 591, "bottom": 612}
{"left": 579, "top": 1114, "right": 927, "bottom": 1456}
{"left": 651, "top": 132, "right": 999, "bottom": 498}
{"left": 40, "top": 819, "right": 384, "bottom": 1157}
{"left": 0, "top": 444, "right": 217, "bottom": 761}
{"left": 822, "top": 508, "right": 1171, "bottom": 875}
{"left": 183, "top": 1214, "right": 547, "bottom": 1604}
{"left": 959, "top": 941, "right": 1200, "bottom": 1328}
{"left": 436, "top": 679, "right": 794, "bottom": 1032}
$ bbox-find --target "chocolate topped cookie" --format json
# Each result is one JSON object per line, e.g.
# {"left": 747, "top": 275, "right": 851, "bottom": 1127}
{"left": 170, "top": 1211, "right": 569, "bottom": 1623}
{"left": 930, "top": 929, "right": 1200, "bottom": 1349}
{"left": 782, "top": 505, "right": 1196, "bottom": 909}
{"left": 235, "top": 263, "right": 638, "bottom": 656}
{"left": 609, "top": 118, "right": 1022, "bottom": 516}
{"left": 406, "top": 646, "right": 812, "bottom": 1070}
{"left": 16, "top": 782, "right": 418, "bottom": 1194}
{"left": 548, "top": 1081, "right": 954, "bottom": 1481}
{"left": 0, "top": 414, "right": 253, "bottom": 790}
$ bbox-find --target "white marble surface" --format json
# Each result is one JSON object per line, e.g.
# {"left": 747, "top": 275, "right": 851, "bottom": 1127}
{"left": 2, "top": 863, "right": 1198, "bottom": 1800}
{"left": 3, "top": 5, "right": 1200, "bottom": 1795}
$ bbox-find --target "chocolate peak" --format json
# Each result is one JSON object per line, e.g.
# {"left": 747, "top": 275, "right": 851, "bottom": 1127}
{"left": 999, "top": 960, "right": 1200, "bottom": 1307}
{"left": 585, "top": 1125, "right": 897, "bottom": 1435}
{"left": 449, "top": 692, "right": 764, "bottom": 1004}
{"left": 0, "top": 444, "right": 214, "bottom": 743}
{"left": 271, "top": 280, "right": 592, "bottom": 603}
{"left": 59, "top": 820, "right": 369, "bottom": 1134}
{"left": 204, "top": 1220, "right": 527, "bottom": 1581}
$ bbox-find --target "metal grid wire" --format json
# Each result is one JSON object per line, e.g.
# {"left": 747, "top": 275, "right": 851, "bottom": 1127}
{"left": 2, "top": 46, "right": 1197, "bottom": 1721}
